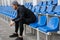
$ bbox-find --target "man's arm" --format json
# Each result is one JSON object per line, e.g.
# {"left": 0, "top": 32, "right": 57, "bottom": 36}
{"left": 12, "top": 7, "right": 25, "bottom": 22}
{"left": 12, "top": 13, "right": 24, "bottom": 22}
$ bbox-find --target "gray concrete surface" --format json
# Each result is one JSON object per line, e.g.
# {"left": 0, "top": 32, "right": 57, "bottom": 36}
{"left": 0, "top": 19, "right": 37, "bottom": 40}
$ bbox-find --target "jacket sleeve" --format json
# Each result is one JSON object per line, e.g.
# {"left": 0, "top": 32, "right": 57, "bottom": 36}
{"left": 12, "top": 8, "right": 24, "bottom": 22}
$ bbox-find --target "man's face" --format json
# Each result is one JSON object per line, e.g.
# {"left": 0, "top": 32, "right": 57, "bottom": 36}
{"left": 12, "top": 5, "right": 17, "bottom": 10}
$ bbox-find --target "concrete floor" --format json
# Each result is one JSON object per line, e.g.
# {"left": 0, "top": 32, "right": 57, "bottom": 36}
{"left": 0, "top": 19, "right": 37, "bottom": 40}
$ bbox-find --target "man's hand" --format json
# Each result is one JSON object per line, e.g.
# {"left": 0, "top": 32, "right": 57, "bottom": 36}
{"left": 10, "top": 21, "right": 15, "bottom": 26}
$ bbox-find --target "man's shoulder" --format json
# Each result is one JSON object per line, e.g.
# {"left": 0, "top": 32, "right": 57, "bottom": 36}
{"left": 18, "top": 5, "right": 26, "bottom": 10}
{"left": 18, "top": 5, "right": 25, "bottom": 8}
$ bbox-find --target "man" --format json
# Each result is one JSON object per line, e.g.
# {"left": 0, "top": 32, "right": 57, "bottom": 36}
{"left": 9, "top": 1, "right": 36, "bottom": 40}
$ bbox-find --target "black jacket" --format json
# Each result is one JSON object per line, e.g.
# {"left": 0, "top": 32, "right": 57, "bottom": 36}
{"left": 12, "top": 5, "right": 36, "bottom": 24}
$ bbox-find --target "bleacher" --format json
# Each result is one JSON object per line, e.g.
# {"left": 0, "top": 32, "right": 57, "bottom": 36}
{"left": 0, "top": 6, "right": 17, "bottom": 19}
{"left": 0, "top": 0, "right": 60, "bottom": 40}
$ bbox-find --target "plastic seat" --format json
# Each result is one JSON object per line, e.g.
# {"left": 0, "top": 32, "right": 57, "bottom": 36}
{"left": 34, "top": 2, "right": 43, "bottom": 14}
{"left": 53, "top": 0, "right": 58, "bottom": 5}
{"left": 3, "top": 6, "right": 14, "bottom": 11}
{"left": 13, "top": 11, "right": 17, "bottom": 18}
{"left": 8, "top": 10, "right": 17, "bottom": 19}
{"left": 38, "top": 1, "right": 43, "bottom": 6}
{"left": 54, "top": 5, "right": 60, "bottom": 15}
{"left": 42, "top": 1, "right": 47, "bottom": 6}
{"left": 38, "top": 17, "right": 59, "bottom": 33}
{"left": 31, "top": 7, "right": 35, "bottom": 12}
{"left": 25, "top": 3, "right": 32, "bottom": 9}
{"left": 54, "top": 5, "right": 60, "bottom": 12}
{"left": 40, "top": 5, "right": 47, "bottom": 14}
{"left": 29, "top": 16, "right": 47, "bottom": 28}
{"left": 46, "top": 5, "right": 55, "bottom": 14}
{"left": 0, "top": 6, "right": 16, "bottom": 18}
{"left": 1, "top": 8, "right": 16, "bottom": 19}
{"left": 27, "top": 2, "right": 33, "bottom": 10}
{"left": 40, "top": 1, "right": 47, "bottom": 14}
{"left": 47, "top": 0, "right": 53, "bottom": 6}
{"left": 28, "top": 4, "right": 33, "bottom": 10}
{"left": 35, "top": 5, "right": 41, "bottom": 13}
{"left": 24, "top": 3, "right": 29, "bottom": 8}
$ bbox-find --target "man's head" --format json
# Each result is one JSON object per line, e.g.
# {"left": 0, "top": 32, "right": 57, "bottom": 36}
{"left": 12, "top": 1, "right": 19, "bottom": 10}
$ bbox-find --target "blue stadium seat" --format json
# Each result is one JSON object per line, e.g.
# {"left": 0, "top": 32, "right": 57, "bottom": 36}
{"left": 1, "top": 6, "right": 14, "bottom": 11}
{"left": 46, "top": 5, "right": 55, "bottom": 14}
{"left": 42, "top": 1, "right": 47, "bottom": 6}
{"left": 38, "top": 17, "right": 59, "bottom": 33}
{"left": 13, "top": 11, "right": 17, "bottom": 18}
{"left": 28, "top": 5, "right": 33, "bottom": 10}
{"left": 31, "top": 6, "right": 35, "bottom": 12}
{"left": 0, "top": 6, "right": 17, "bottom": 19}
{"left": 34, "top": 1, "right": 43, "bottom": 14}
{"left": 29, "top": 16, "right": 47, "bottom": 28}
{"left": 24, "top": 3, "right": 27, "bottom": 8}
{"left": 54, "top": 5, "right": 60, "bottom": 15}
{"left": 24, "top": 2, "right": 32, "bottom": 9}
{"left": 38, "top": 1, "right": 43, "bottom": 6}
{"left": 8, "top": 10, "right": 17, "bottom": 18}
{"left": 53, "top": 0, "right": 58, "bottom": 5}
{"left": 35, "top": 5, "right": 41, "bottom": 13}
{"left": 24, "top": 3, "right": 29, "bottom": 8}
{"left": 47, "top": 0, "right": 53, "bottom": 6}
{"left": 40, "top": 5, "right": 47, "bottom": 14}
{"left": 40, "top": 1, "right": 47, "bottom": 14}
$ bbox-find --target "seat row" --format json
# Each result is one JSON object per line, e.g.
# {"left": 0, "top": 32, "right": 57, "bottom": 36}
{"left": 0, "top": 0, "right": 58, "bottom": 19}
{"left": 24, "top": 0, "right": 60, "bottom": 17}
{"left": 29, "top": 15, "right": 59, "bottom": 33}
{"left": 0, "top": 6, "right": 17, "bottom": 18}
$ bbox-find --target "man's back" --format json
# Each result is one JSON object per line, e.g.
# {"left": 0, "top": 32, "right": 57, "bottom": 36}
{"left": 13, "top": 5, "right": 36, "bottom": 24}
{"left": 22, "top": 5, "right": 36, "bottom": 24}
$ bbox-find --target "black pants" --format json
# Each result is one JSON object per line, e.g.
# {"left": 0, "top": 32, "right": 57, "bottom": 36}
{"left": 15, "top": 21, "right": 24, "bottom": 36}
{"left": 14, "top": 18, "right": 36, "bottom": 36}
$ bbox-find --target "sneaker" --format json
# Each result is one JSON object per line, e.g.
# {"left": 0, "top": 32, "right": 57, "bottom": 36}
{"left": 15, "top": 37, "right": 23, "bottom": 40}
{"left": 9, "top": 33, "right": 18, "bottom": 38}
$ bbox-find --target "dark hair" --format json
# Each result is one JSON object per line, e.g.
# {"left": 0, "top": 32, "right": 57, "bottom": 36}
{"left": 12, "top": 1, "right": 19, "bottom": 5}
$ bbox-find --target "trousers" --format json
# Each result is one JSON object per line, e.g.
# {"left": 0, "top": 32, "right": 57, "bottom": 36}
{"left": 15, "top": 21, "right": 24, "bottom": 36}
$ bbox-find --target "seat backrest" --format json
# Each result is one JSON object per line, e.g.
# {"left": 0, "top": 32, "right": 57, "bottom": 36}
{"left": 24, "top": 3, "right": 29, "bottom": 8}
{"left": 47, "top": 17, "right": 59, "bottom": 29}
{"left": 42, "top": 1, "right": 47, "bottom": 6}
{"left": 38, "top": 1, "right": 43, "bottom": 6}
{"left": 40, "top": 5, "right": 46, "bottom": 13}
{"left": 53, "top": 0, "right": 58, "bottom": 5}
{"left": 54, "top": 5, "right": 60, "bottom": 13}
{"left": 35, "top": 5, "right": 41, "bottom": 13}
{"left": 31, "top": 7, "right": 35, "bottom": 12}
{"left": 12, "top": 12, "right": 17, "bottom": 19}
{"left": 24, "top": 3, "right": 27, "bottom": 7}
{"left": 46, "top": 5, "right": 54, "bottom": 13}
{"left": 47, "top": 0, "right": 53, "bottom": 6}
{"left": 28, "top": 5, "right": 33, "bottom": 10}
{"left": 38, "top": 16, "right": 47, "bottom": 26}
{"left": 40, "top": 1, "right": 47, "bottom": 13}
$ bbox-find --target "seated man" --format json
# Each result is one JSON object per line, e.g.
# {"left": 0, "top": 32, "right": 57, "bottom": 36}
{"left": 9, "top": 1, "right": 36, "bottom": 40}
